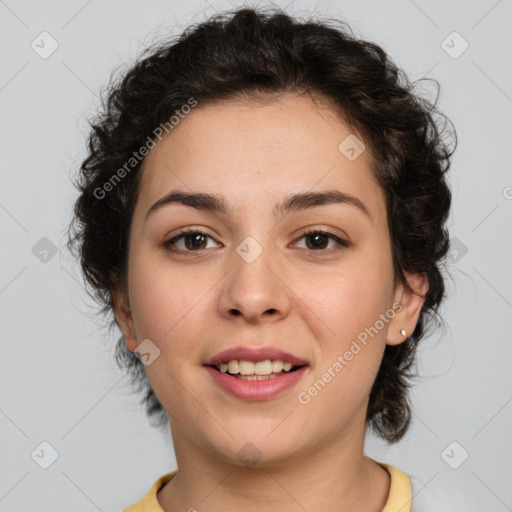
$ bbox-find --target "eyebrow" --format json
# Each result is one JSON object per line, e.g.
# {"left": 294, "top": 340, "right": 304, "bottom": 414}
{"left": 145, "top": 189, "right": 372, "bottom": 222}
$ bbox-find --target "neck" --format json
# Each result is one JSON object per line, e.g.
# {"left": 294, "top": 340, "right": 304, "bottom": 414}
{"left": 157, "top": 421, "right": 390, "bottom": 512}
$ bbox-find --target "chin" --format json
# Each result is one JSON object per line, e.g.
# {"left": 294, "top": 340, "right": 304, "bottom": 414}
{"left": 203, "top": 423, "right": 307, "bottom": 469}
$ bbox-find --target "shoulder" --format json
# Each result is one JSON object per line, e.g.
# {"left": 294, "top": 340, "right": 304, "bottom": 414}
{"left": 378, "top": 462, "right": 412, "bottom": 512}
{"left": 122, "top": 471, "right": 177, "bottom": 512}
{"left": 380, "top": 464, "right": 447, "bottom": 512}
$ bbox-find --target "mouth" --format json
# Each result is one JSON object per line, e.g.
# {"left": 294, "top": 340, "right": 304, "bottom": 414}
{"left": 203, "top": 358, "right": 309, "bottom": 400}
{"left": 207, "top": 359, "right": 307, "bottom": 381}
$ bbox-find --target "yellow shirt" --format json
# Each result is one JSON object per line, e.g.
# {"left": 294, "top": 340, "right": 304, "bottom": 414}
{"left": 123, "top": 463, "right": 412, "bottom": 512}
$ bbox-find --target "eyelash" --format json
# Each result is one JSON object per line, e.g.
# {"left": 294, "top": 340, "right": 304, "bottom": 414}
{"left": 163, "top": 228, "right": 351, "bottom": 254}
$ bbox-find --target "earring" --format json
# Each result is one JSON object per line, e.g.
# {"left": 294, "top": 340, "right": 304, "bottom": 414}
{"left": 400, "top": 329, "right": 406, "bottom": 337}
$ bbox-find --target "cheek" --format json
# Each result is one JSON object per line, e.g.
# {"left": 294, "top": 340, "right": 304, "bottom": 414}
{"left": 306, "top": 258, "right": 393, "bottom": 343}
{"left": 127, "top": 252, "right": 203, "bottom": 343}
{"left": 298, "top": 255, "right": 393, "bottom": 399}
{"left": 294, "top": 275, "right": 390, "bottom": 430}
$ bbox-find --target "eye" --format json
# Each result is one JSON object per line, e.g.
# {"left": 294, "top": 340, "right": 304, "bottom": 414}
{"left": 294, "top": 229, "right": 350, "bottom": 252}
{"left": 163, "top": 228, "right": 350, "bottom": 254}
{"left": 163, "top": 229, "right": 219, "bottom": 253}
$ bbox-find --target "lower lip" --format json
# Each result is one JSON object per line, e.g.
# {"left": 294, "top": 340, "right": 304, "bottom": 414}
{"left": 203, "top": 366, "right": 308, "bottom": 401}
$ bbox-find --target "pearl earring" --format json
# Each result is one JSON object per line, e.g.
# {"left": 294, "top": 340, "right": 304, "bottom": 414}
{"left": 400, "top": 329, "right": 406, "bottom": 337}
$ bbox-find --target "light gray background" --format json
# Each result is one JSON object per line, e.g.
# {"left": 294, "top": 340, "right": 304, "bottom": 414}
{"left": 1, "top": 0, "right": 511, "bottom": 510}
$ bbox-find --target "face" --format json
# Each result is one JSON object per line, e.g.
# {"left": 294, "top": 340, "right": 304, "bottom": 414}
{"left": 113, "top": 93, "right": 427, "bottom": 466}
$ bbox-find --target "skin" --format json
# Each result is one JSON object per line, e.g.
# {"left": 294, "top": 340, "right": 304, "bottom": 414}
{"left": 112, "top": 92, "right": 428, "bottom": 511}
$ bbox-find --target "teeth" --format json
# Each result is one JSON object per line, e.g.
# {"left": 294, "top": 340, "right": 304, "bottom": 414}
{"left": 272, "top": 360, "right": 283, "bottom": 373}
{"left": 227, "top": 360, "right": 239, "bottom": 374}
{"left": 216, "top": 359, "right": 299, "bottom": 376}
{"left": 239, "top": 360, "right": 255, "bottom": 375}
{"left": 238, "top": 374, "right": 279, "bottom": 381}
{"left": 254, "top": 360, "right": 272, "bottom": 375}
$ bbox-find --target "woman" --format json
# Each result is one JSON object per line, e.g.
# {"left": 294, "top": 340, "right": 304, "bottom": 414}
{"left": 68, "top": 7, "right": 455, "bottom": 511}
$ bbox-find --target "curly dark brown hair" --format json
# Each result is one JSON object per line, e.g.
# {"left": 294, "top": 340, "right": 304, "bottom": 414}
{"left": 67, "top": 6, "right": 455, "bottom": 442}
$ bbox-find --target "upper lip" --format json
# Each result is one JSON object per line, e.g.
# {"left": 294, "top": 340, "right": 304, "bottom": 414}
{"left": 204, "top": 346, "right": 309, "bottom": 366}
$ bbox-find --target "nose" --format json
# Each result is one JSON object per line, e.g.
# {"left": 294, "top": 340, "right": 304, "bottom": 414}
{"left": 217, "top": 239, "right": 292, "bottom": 324}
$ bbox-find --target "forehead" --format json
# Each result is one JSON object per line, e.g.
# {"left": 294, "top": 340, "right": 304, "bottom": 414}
{"left": 135, "top": 93, "right": 385, "bottom": 221}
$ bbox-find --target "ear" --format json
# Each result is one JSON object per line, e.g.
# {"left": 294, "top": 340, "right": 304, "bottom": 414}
{"left": 386, "top": 271, "right": 429, "bottom": 346}
{"left": 110, "top": 277, "right": 138, "bottom": 353}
